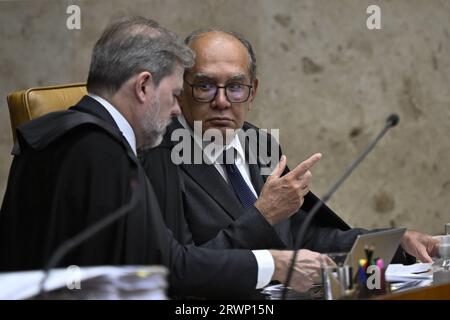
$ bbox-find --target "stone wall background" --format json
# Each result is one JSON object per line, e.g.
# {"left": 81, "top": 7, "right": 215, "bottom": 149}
{"left": 1, "top": 0, "right": 449, "bottom": 234}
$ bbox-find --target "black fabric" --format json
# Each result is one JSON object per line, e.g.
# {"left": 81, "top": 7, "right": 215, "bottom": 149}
{"left": 0, "top": 96, "right": 261, "bottom": 298}
{"left": 141, "top": 119, "right": 414, "bottom": 264}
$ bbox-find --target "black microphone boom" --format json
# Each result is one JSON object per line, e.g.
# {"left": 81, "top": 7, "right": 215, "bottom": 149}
{"left": 282, "top": 113, "right": 400, "bottom": 299}
{"left": 38, "top": 175, "right": 141, "bottom": 296}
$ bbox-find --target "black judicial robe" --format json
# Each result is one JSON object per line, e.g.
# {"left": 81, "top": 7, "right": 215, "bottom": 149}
{"left": 0, "top": 96, "right": 258, "bottom": 298}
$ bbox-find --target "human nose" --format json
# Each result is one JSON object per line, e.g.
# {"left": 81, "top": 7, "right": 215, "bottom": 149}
{"left": 170, "top": 99, "right": 181, "bottom": 117}
{"left": 211, "top": 87, "right": 231, "bottom": 109}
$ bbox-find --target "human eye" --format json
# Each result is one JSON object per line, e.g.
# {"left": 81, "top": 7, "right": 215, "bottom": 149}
{"left": 227, "top": 83, "right": 245, "bottom": 92}
{"left": 195, "top": 83, "right": 216, "bottom": 91}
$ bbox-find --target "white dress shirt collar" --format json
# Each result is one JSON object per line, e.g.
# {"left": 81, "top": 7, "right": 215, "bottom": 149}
{"left": 88, "top": 93, "right": 137, "bottom": 156}
{"left": 177, "top": 114, "right": 246, "bottom": 165}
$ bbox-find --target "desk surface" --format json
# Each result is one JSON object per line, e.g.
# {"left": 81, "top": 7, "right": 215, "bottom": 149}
{"left": 378, "top": 282, "right": 450, "bottom": 300}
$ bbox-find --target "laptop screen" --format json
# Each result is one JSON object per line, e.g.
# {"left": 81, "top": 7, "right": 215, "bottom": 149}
{"left": 344, "top": 227, "right": 407, "bottom": 278}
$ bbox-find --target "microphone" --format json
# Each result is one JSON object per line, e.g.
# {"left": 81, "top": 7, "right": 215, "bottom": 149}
{"left": 386, "top": 114, "right": 399, "bottom": 127}
{"left": 281, "top": 114, "right": 400, "bottom": 299}
{"left": 37, "top": 173, "right": 141, "bottom": 297}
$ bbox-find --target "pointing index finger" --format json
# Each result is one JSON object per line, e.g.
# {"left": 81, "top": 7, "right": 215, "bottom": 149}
{"left": 287, "top": 153, "right": 322, "bottom": 179}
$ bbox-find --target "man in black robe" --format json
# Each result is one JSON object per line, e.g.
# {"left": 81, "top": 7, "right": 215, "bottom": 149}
{"left": 0, "top": 17, "right": 323, "bottom": 298}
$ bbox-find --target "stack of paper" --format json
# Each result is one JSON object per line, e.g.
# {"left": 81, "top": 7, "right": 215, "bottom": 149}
{"left": 261, "top": 283, "right": 323, "bottom": 300}
{"left": 385, "top": 263, "right": 433, "bottom": 292}
{"left": 0, "top": 265, "right": 168, "bottom": 300}
{"left": 385, "top": 263, "right": 432, "bottom": 282}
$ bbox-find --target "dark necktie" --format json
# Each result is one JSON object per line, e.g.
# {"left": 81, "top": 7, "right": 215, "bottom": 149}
{"left": 222, "top": 148, "right": 257, "bottom": 209}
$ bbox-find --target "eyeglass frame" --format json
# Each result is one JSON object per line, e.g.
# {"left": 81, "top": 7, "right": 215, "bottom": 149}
{"left": 184, "top": 78, "right": 254, "bottom": 103}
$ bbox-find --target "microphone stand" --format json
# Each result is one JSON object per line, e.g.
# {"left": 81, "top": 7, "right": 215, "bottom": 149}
{"left": 37, "top": 176, "right": 141, "bottom": 298}
{"left": 281, "top": 114, "right": 399, "bottom": 300}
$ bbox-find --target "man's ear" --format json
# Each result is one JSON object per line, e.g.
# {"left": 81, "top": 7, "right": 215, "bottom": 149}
{"left": 135, "top": 71, "right": 153, "bottom": 103}
{"left": 248, "top": 78, "right": 259, "bottom": 108}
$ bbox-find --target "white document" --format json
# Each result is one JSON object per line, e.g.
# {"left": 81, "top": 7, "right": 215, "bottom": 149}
{"left": 0, "top": 265, "right": 168, "bottom": 300}
{"left": 385, "top": 263, "right": 433, "bottom": 282}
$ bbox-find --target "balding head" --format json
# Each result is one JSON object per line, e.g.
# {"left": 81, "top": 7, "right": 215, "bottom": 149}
{"left": 185, "top": 29, "right": 257, "bottom": 81}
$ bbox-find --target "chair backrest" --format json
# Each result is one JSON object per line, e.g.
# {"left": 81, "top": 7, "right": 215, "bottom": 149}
{"left": 7, "top": 83, "right": 87, "bottom": 142}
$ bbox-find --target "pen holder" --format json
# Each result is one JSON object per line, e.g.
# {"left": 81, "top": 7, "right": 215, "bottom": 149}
{"left": 320, "top": 253, "right": 353, "bottom": 300}
{"left": 354, "top": 265, "right": 388, "bottom": 299}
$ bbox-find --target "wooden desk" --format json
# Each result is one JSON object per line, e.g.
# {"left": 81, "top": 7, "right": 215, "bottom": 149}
{"left": 378, "top": 282, "right": 450, "bottom": 300}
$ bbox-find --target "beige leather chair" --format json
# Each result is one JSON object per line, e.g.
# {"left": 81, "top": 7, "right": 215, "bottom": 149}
{"left": 7, "top": 83, "right": 87, "bottom": 142}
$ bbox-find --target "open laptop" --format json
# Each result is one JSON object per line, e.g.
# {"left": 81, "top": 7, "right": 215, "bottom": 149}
{"left": 344, "top": 227, "right": 407, "bottom": 278}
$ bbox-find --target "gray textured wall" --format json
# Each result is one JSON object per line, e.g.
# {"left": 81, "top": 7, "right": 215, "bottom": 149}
{"left": 1, "top": 0, "right": 449, "bottom": 235}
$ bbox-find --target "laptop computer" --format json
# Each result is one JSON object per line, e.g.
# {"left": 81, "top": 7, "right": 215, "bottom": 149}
{"left": 344, "top": 227, "right": 407, "bottom": 277}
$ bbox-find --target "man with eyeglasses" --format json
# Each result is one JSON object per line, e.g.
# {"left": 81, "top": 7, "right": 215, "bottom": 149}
{"left": 140, "top": 29, "right": 440, "bottom": 274}
{"left": 1, "top": 18, "right": 343, "bottom": 299}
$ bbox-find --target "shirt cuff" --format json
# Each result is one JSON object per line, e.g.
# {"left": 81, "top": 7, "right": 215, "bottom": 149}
{"left": 252, "top": 249, "right": 275, "bottom": 289}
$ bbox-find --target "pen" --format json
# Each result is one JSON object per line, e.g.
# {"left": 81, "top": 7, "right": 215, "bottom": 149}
{"left": 364, "top": 245, "right": 370, "bottom": 265}
{"left": 411, "top": 269, "right": 431, "bottom": 274}
{"left": 358, "top": 266, "right": 366, "bottom": 283}
{"left": 367, "top": 245, "right": 374, "bottom": 265}
{"left": 376, "top": 258, "right": 384, "bottom": 270}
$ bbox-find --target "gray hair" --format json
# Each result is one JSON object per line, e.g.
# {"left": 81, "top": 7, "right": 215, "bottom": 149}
{"left": 87, "top": 16, "right": 194, "bottom": 95}
{"left": 184, "top": 28, "right": 257, "bottom": 81}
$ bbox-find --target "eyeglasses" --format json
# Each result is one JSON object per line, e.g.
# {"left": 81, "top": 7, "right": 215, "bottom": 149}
{"left": 185, "top": 80, "right": 253, "bottom": 103}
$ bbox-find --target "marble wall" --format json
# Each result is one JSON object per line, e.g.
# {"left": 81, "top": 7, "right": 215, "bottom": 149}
{"left": 1, "top": 0, "right": 449, "bottom": 234}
